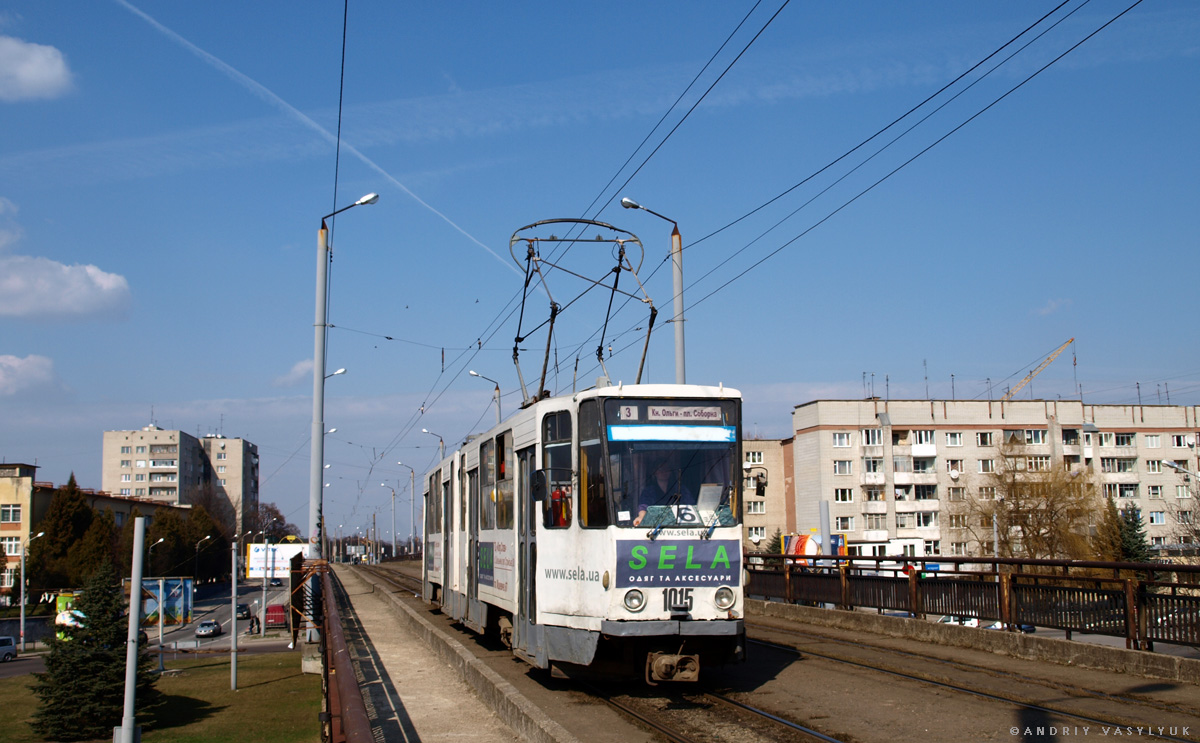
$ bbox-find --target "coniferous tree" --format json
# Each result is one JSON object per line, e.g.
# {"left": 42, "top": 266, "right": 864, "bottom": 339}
{"left": 1093, "top": 497, "right": 1124, "bottom": 562}
{"left": 1119, "top": 505, "right": 1152, "bottom": 563}
{"left": 70, "top": 509, "right": 118, "bottom": 585}
{"left": 29, "top": 561, "right": 159, "bottom": 740}
{"left": 27, "top": 475, "right": 95, "bottom": 594}
{"left": 765, "top": 528, "right": 784, "bottom": 555}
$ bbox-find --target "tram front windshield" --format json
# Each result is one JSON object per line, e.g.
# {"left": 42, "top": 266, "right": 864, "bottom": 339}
{"left": 603, "top": 398, "right": 739, "bottom": 529}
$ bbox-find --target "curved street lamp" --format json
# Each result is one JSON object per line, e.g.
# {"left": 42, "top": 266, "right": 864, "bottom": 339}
{"left": 469, "top": 370, "right": 502, "bottom": 425}
{"left": 621, "top": 197, "right": 685, "bottom": 383}
{"left": 311, "top": 192, "right": 379, "bottom": 561}
{"left": 20, "top": 530, "right": 45, "bottom": 652}
{"left": 422, "top": 428, "right": 445, "bottom": 459}
{"left": 397, "top": 462, "right": 416, "bottom": 554}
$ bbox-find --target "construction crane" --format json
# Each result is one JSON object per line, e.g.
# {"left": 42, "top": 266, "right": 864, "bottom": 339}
{"left": 1000, "top": 338, "right": 1074, "bottom": 402}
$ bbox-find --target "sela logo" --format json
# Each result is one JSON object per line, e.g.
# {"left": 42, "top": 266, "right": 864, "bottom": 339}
{"left": 616, "top": 539, "right": 740, "bottom": 587}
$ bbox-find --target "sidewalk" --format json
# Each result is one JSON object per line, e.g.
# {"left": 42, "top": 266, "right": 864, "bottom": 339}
{"left": 332, "top": 564, "right": 520, "bottom": 742}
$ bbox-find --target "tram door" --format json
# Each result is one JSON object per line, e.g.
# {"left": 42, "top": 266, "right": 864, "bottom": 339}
{"left": 440, "top": 471, "right": 451, "bottom": 601}
{"left": 465, "top": 467, "right": 482, "bottom": 631}
{"left": 514, "top": 445, "right": 544, "bottom": 664}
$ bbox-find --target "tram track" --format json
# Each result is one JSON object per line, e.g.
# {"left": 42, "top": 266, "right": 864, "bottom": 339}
{"left": 748, "top": 618, "right": 1200, "bottom": 719}
{"left": 745, "top": 630, "right": 1198, "bottom": 742}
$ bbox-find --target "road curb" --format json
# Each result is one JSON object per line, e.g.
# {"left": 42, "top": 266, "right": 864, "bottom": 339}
{"left": 350, "top": 568, "right": 582, "bottom": 743}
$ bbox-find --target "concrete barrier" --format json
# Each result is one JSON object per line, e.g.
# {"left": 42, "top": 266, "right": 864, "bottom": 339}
{"left": 749, "top": 599, "right": 1200, "bottom": 686}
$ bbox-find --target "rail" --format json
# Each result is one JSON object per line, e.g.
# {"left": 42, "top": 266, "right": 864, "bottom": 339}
{"left": 746, "top": 554, "right": 1200, "bottom": 651}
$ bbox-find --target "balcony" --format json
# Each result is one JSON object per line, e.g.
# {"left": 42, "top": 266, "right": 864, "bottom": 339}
{"left": 861, "top": 472, "right": 885, "bottom": 486}
{"left": 912, "top": 443, "right": 936, "bottom": 458}
{"left": 896, "top": 500, "right": 940, "bottom": 513}
{"left": 863, "top": 501, "right": 888, "bottom": 514}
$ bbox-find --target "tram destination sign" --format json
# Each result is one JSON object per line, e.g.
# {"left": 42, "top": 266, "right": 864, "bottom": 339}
{"left": 616, "top": 539, "right": 740, "bottom": 587}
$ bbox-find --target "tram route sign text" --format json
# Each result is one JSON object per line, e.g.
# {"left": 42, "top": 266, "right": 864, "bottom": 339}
{"left": 616, "top": 539, "right": 740, "bottom": 587}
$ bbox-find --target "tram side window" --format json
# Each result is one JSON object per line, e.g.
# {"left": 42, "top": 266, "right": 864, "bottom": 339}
{"left": 480, "top": 439, "right": 496, "bottom": 530}
{"left": 578, "top": 400, "right": 611, "bottom": 527}
{"left": 428, "top": 472, "right": 443, "bottom": 533}
{"left": 496, "top": 431, "right": 514, "bottom": 529}
{"left": 542, "top": 411, "right": 572, "bottom": 528}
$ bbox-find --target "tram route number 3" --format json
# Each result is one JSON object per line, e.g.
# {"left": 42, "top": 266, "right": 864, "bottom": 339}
{"left": 664, "top": 587, "right": 693, "bottom": 612}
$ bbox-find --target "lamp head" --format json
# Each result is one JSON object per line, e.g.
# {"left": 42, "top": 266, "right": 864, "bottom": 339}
{"left": 355, "top": 192, "right": 380, "bottom": 206}
{"left": 469, "top": 370, "right": 479, "bottom": 377}
{"left": 620, "top": 197, "right": 641, "bottom": 210}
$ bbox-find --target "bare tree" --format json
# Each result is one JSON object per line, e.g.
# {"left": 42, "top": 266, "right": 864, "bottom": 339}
{"left": 953, "top": 440, "right": 1099, "bottom": 560}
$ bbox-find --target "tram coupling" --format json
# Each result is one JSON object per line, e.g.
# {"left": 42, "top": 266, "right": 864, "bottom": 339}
{"left": 645, "top": 651, "right": 700, "bottom": 684}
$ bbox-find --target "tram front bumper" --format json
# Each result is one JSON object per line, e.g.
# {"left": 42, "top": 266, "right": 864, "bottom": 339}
{"left": 600, "top": 619, "right": 743, "bottom": 637}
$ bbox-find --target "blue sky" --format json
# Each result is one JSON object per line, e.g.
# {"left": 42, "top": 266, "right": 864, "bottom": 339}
{"left": 2, "top": 1, "right": 1197, "bottom": 542}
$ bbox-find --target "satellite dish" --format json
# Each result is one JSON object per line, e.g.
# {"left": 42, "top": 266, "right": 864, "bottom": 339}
{"left": 949, "top": 469, "right": 960, "bottom": 480}
{"left": 750, "top": 534, "right": 762, "bottom": 544}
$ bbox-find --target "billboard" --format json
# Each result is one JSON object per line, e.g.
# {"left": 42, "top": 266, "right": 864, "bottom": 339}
{"left": 247, "top": 542, "right": 308, "bottom": 579}
{"left": 140, "top": 578, "right": 194, "bottom": 626}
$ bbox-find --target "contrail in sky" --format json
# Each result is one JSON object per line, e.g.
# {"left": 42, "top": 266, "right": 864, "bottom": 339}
{"left": 115, "top": 0, "right": 517, "bottom": 273}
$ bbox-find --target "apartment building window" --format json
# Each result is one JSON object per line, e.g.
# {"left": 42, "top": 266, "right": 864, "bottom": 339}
{"left": 119, "top": 488, "right": 131, "bottom": 495}
{"left": 121, "top": 446, "right": 131, "bottom": 454}
{"left": 1, "top": 537, "right": 19, "bottom": 556}
{"left": 834, "top": 488, "right": 854, "bottom": 503}
{"left": 1, "top": 567, "right": 14, "bottom": 588}
{"left": 1152, "top": 536, "right": 1166, "bottom": 547}
{"left": 1149, "top": 511, "right": 1166, "bottom": 525}
{"left": 865, "top": 514, "right": 886, "bottom": 530}
{"left": 1172, "top": 435, "right": 1190, "bottom": 448}
{"left": 746, "top": 501, "right": 766, "bottom": 514}
{"left": 745, "top": 451, "right": 763, "bottom": 465}
{"left": 0, "top": 504, "right": 20, "bottom": 522}
{"left": 835, "top": 516, "right": 854, "bottom": 531}
{"left": 1104, "top": 483, "right": 1119, "bottom": 499}
{"left": 1148, "top": 485, "right": 1163, "bottom": 499}
{"left": 978, "top": 486, "right": 996, "bottom": 500}
{"left": 1145, "top": 435, "right": 1160, "bottom": 448}
{"left": 902, "top": 544, "right": 917, "bottom": 557}
{"left": 976, "top": 432, "right": 994, "bottom": 446}
{"left": 949, "top": 514, "right": 968, "bottom": 529}
{"left": 862, "top": 428, "right": 883, "bottom": 446}
{"left": 915, "top": 512, "right": 938, "bottom": 527}
{"left": 135, "top": 474, "right": 145, "bottom": 482}
{"left": 924, "top": 540, "right": 941, "bottom": 555}
{"left": 946, "top": 432, "right": 963, "bottom": 447}
{"left": 896, "top": 513, "right": 912, "bottom": 528}
{"left": 914, "top": 430, "right": 934, "bottom": 445}
{"left": 1099, "top": 433, "right": 1114, "bottom": 447}
{"left": 1179, "top": 486, "right": 1193, "bottom": 499}
{"left": 951, "top": 542, "right": 968, "bottom": 556}
{"left": 136, "top": 460, "right": 146, "bottom": 468}
{"left": 1147, "top": 459, "right": 1162, "bottom": 474}
{"left": 915, "top": 485, "right": 937, "bottom": 500}
{"left": 1025, "top": 430, "right": 1047, "bottom": 445}
{"left": 121, "top": 474, "right": 131, "bottom": 483}
{"left": 947, "top": 487, "right": 965, "bottom": 502}
{"left": 833, "top": 432, "right": 852, "bottom": 447}
{"left": 1115, "top": 433, "right": 1135, "bottom": 447}
{"left": 1101, "top": 458, "right": 1137, "bottom": 473}
{"left": 894, "top": 486, "right": 911, "bottom": 501}
{"left": 978, "top": 459, "right": 995, "bottom": 474}
{"left": 946, "top": 459, "right": 964, "bottom": 473}
{"left": 1179, "top": 511, "right": 1194, "bottom": 525}
{"left": 135, "top": 488, "right": 145, "bottom": 496}
{"left": 833, "top": 460, "right": 852, "bottom": 475}
{"left": 863, "top": 457, "right": 883, "bottom": 473}
{"left": 1062, "top": 429, "right": 1080, "bottom": 445}
{"left": 136, "top": 446, "right": 146, "bottom": 453}
{"left": 865, "top": 488, "right": 884, "bottom": 502}
{"left": 748, "top": 526, "right": 765, "bottom": 540}
{"left": 1027, "top": 456, "right": 1052, "bottom": 472}
{"left": 218, "top": 466, "right": 226, "bottom": 473}
{"left": 219, "top": 479, "right": 227, "bottom": 486}
{"left": 913, "top": 457, "right": 935, "bottom": 473}
{"left": 893, "top": 456, "right": 912, "bottom": 473}
{"left": 120, "top": 460, "right": 131, "bottom": 468}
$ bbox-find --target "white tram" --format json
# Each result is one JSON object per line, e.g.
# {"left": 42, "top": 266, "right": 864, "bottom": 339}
{"left": 422, "top": 382, "right": 745, "bottom": 683}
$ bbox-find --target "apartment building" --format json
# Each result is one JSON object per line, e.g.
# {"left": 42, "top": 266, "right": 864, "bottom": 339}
{"left": 742, "top": 438, "right": 793, "bottom": 548}
{"left": 101, "top": 426, "right": 259, "bottom": 533}
{"left": 792, "top": 399, "right": 1200, "bottom": 559}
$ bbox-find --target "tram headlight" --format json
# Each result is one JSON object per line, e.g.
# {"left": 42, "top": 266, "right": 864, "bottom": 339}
{"left": 714, "top": 586, "right": 736, "bottom": 611}
{"left": 623, "top": 589, "right": 646, "bottom": 613}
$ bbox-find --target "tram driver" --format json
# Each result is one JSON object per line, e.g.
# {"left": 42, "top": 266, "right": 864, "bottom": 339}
{"left": 632, "top": 453, "right": 694, "bottom": 526}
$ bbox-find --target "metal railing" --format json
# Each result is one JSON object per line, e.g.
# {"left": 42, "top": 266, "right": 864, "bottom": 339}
{"left": 317, "top": 566, "right": 374, "bottom": 743}
{"left": 746, "top": 554, "right": 1200, "bottom": 651}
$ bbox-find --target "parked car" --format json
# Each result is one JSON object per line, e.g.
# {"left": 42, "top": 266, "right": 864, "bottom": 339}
{"left": 269, "top": 578, "right": 282, "bottom": 587}
{"left": 0, "top": 635, "right": 17, "bottom": 662}
{"left": 195, "top": 620, "right": 223, "bottom": 638}
{"left": 937, "top": 615, "right": 1002, "bottom": 630}
{"left": 236, "top": 603, "right": 251, "bottom": 619}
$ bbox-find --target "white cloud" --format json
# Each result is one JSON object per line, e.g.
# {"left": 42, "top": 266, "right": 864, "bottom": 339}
{"left": 0, "top": 255, "right": 130, "bottom": 318}
{"left": 273, "top": 359, "right": 313, "bottom": 388}
{"left": 1036, "top": 299, "right": 1072, "bottom": 316}
{"left": 0, "top": 35, "right": 73, "bottom": 102}
{"left": 0, "top": 353, "right": 56, "bottom": 395}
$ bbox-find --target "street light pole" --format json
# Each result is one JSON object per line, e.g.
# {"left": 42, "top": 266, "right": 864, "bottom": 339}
{"left": 397, "top": 463, "right": 415, "bottom": 555}
{"left": 310, "top": 193, "right": 379, "bottom": 561}
{"left": 422, "top": 429, "right": 444, "bottom": 459}
{"left": 194, "top": 535, "right": 211, "bottom": 581}
{"left": 19, "top": 531, "right": 44, "bottom": 652}
{"left": 622, "top": 197, "right": 685, "bottom": 384}
{"left": 381, "top": 483, "right": 396, "bottom": 561}
{"left": 469, "top": 370, "right": 502, "bottom": 425}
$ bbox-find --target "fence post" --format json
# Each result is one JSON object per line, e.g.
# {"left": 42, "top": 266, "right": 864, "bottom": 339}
{"left": 1123, "top": 578, "right": 1137, "bottom": 651}
{"left": 999, "top": 572, "right": 1012, "bottom": 628}
{"left": 784, "top": 560, "right": 793, "bottom": 605}
{"left": 839, "top": 561, "right": 850, "bottom": 609}
{"left": 908, "top": 569, "right": 921, "bottom": 617}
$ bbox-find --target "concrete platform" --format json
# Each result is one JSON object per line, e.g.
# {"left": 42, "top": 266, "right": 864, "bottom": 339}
{"left": 332, "top": 564, "right": 525, "bottom": 742}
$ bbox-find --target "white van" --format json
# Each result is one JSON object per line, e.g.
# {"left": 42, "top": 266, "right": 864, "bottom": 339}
{"left": 0, "top": 635, "right": 17, "bottom": 662}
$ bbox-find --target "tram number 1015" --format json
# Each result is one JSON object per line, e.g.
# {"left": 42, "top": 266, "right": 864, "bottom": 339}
{"left": 664, "top": 587, "right": 694, "bottom": 612}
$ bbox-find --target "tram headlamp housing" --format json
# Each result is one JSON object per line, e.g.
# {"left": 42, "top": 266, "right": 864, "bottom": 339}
{"left": 623, "top": 589, "right": 646, "bottom": 613}
{"left": 714, "top": 586, "right": 736, "bottom": 611}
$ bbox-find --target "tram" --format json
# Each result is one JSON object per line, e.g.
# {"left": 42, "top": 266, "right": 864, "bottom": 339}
{"left": 422, "top": 381, "right": 745, "bottom": 683}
